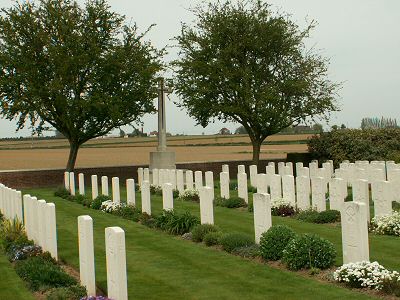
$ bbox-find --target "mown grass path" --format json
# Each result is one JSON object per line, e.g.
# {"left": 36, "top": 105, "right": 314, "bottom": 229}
{"left": 23, "top": 187, "right": 387, "bottom": 299}
{"left": 0, "top": 249, "right": 35, "bottom": 299}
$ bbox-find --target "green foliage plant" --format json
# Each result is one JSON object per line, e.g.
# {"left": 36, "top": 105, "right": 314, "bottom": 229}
{"left": 282, "top": 233, "right": 336, "bottom": 270}
{"left": 259, "top": 225, "right": 297, "bottom": 261}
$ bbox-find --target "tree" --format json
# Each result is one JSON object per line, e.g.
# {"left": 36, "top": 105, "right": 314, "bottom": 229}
{"left": 173, "top": 0, "right": 339, "bottom": 164}
{"left": 0, "top": 0, "right": 163, "bottom": 170}
{"left": 235, "top": 125, "right": 247, "bottom": 134}
{"left": 312, "top": 123, "right": 323, "bottom": 133}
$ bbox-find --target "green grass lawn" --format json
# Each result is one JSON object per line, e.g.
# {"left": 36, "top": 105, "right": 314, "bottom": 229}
{"left": 21, "top": 185, "right": 398, "bottom": 299}
{"left": 0, "top": 251, "right": 35, "bottom": 299}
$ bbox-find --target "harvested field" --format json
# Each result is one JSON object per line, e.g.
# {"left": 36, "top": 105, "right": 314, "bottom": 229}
{"left": 0, "top": 134, "right": 310, "bottom": 170}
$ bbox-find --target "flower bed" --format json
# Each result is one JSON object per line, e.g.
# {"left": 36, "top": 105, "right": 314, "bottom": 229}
{"left": 334, "top": 261, "right": 400, "bottom": 296}
{"left": 370, "top": 212, "right": 400, "bottom": 236}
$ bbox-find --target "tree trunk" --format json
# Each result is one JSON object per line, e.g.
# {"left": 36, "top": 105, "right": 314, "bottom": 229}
{"left": 251, "top": 140, "right": 262, "bottom": 166}
{"left": 66, "top": 141, "right": 80, "bottom": 172}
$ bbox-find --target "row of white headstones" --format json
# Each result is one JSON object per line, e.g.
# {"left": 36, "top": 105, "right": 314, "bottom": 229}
{"left": 67, "top": 160, "right": 399, "bottom": 269}
{"left": 0, "top": 183, "right": 128, "bottom": 300}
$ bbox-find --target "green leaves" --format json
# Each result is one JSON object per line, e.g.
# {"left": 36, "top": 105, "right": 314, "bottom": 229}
{"left": 0, "top": 0, "right": 163, "bottom": 170}
{"left": 173, "top": 0, "right": 339, "bottom": 163}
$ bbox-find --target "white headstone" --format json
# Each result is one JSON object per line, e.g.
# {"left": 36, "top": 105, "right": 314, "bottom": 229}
{"left": 311, "top": 177, "right": 326, "bottom": 212}
{"left": 141, "top": 181, "right": 151, "bottom": 215}
{"left": 249, "top": 165, "right": 258, "bottom": 187}
{"left": 270, "top": 174, "right": 282, "bottom": 201}
{"left": 282, "top": 175, "right": 295, "bottom": 206}
{"left": 144, "top": 168, "right": 150, "bottom": 182}
{"left": 14, "top": 191, "right": 23, "bottom": 222}
{"left": 152, "top": 168, "right": 159, "bottom": 187}
{"left": 185, "top": 170, "right": 194, "bottom": 190}
{"left": 237, "top": 172, "right": 248, "bottom": 203}
{"left": 126, "top": 179, "right": 136, "bottom": 206}
{"left": 341, "top": 202, "right": 369, "bottom": 264}
{"left": 112, "top": 177, "right": 120, "bottom": 204}
{"left": 105, "top": 227, "right": 128, "bottom": 300}
{"left": 278, "top": 162, "right": 285, "bottom": 176}
{"left": 45, "top": 203, "right": 58, "bottom": 260}
{"left": 78, "top": 215, "right": 96, "bottom": 297}
{"left": 295, "top": 162, "right": 303, "bottom": 177}
{"left": 296, "top": 176, "right": 310, "bottom": 210}
{"left": 199, "top": 186, "right": 214, "bottom": 224}
{"left": 169, "top": 169, "right": 177, "bottom": 189}
{"left": 101, "top": 176, "right": 109, "bottom": 196}
{"left": 256, "top": 174, "right": 268, "bottom": 194}
{"left": 329, "top": 178, "right": 346, "bottom": 211}
{"left": 176, "top": 170, "right": 184, "bottom": 194}
{"left": 352, "top": 179, "right": 370, "bottom": 221}
{"left": 137, "top": 167, "right": 143, "bottom": 187}
{"left": 238, "top": 165, "right": 245, "bottom": 174}
{"left": 253, "top": 193, "right": 272, "bottom": 244}
{"left": 91, "top": 175, "right": 98, "bottom": 200}
{"left": 220, "top": 172, "right": 230, "bottom": 199}
{"left": 162, "top": 183, "right": 174, "bottom": 211}
{"left": 69, "top": 172, "right": 75, "bottom": 196}
{"left": 205, "top": 171, "right": 214, "bottom": 200}
{"left": 30, "top": 196, "right": 39, "bottom": 244}
{"left": 64, "top": 172, "right": 70, "bottom": 190}
{"left": 309, "top": 162, "right": 318, "bottom": 178}
{"left": 38, "top": 200, "right": 47, "bottom": 250}
{"left": 222, "top": 164, "right": 230, "bottom": 179}
{"left": 195, "top": 171, "right": 203, "bottom": 190}
{"left": 285, "top": 162, "right": 294, "bottom": 176}
{"left": 371, "top": 181, "right": 392, "bottom": 218}
{"left": 23, "top": 194, "right": 32, "bottom": 238}
{"left": 78, "top": 173, "right": 85, "bottom": 195}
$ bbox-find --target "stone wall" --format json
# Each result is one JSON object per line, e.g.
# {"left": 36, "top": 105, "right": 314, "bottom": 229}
{"left": 0, "top": 159, "right": 286, "bottom": 189}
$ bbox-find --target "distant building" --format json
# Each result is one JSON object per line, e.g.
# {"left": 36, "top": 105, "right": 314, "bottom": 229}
{"left": 218, "top": 128, "right": 231, "bottom": 135}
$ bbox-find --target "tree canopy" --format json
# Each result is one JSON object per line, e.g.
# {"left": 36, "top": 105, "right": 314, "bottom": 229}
{"left": 0, "top": 0, "right": 163, "bottom": 170}
{"left": 173, "top": 0, "right": 339, "bottom": 164}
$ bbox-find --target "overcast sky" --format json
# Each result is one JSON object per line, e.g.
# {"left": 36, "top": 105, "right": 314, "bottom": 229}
{"left": 0, "top": 0, "right": 399, "bottom": 138}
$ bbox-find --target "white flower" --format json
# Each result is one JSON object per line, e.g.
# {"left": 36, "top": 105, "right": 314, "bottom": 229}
{"left": 370, "top": 212, "right": 400, "bottom": 237}
{"left": 333, "top": 261, "right": 400, "bottom": 290}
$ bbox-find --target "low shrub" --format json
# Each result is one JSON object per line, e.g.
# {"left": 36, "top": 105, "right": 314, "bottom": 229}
{"left": 73, "top": 194, "right": 87, "bottom": 204}
{"left": 138, "top": 213, "right": 155, "bottom": 228}
{"left": 296, "top": 209, "right": 340, "bottom": 224}
{"left": 393, "top": 202, "right": 400, "bottom": 212}
{"left": 308, "top": 128, "right": 400, "bottom": 164}
{"left": 91, "top": 195, "right": 110, "bottom": 210}
{"left": 203, "top": 231, "right": 223, "bottom": 246}
{"left": 15, "top": 256, "right": 77, "bottom": 291}
{"left": 295, "top": 209, "right": 320, "bottom": 223}
{"left": 173, "top": 189, "right": 180, "bottom": 198}
{"left": 315, "top": 210, "right": 340, "bottom": 223}
{"left": 214, "top": 197, "right": 247, "bottom": 208}
{"left": 0, "top": 219, "right": 30, "bottom": 252}
{"left": 46, "top": 285, "right": 87, "bottom": 300}
{"left": 333, "top": 261, "right": 400, "bottom": 292}
{"left": 282, "top": 233, "right": 336, "bottom": 270}
{"left": 231, "top": 244, "right": 260, "bottom": 258}
{"left": 271, "top": 199, "right": 296, "bottom": 217}
{"left": 259, "top": 225, "right": 297, "bottom": 261}
{"left": 154, "top": 210, "right": 176, "bottom": 231}
{"left": 370, "top": 212, "right": 400, "bottom": 236}
{"left": 150, "top": 185, "right": 162, "bottom": 196}
{"left": 191, "top": 224, "right": 220, "bottom": 243}
{"left": 165, "top": 211, "right": 200, "bottom": 235}
{"left": 247, "top": 202, "right": 253, "bottom": 212}
{"left": 81, "top": 198, "right": 92, "bottom": 207}
{"left": 7, "top": 244, "right": 41, "bottom": 262}
{"left": 248, "top": 186, "right": 257, "bottom": 193}
{"left": 54, "top": 187, "right": 70, "bottom": 199}
{"left": 229, "top": 182, "right": 238, "bottom": 190}
{"left": 220, "top": 232, "right": 253, "bottom": 253}
{"left": 155, "top": 211, "right": 199, "bottom": 235}
{"left": 178, "top": 190, "right": 200, "bottom": 202}
{"left": 112, "top": 204, "right": 141, "bottom": 221}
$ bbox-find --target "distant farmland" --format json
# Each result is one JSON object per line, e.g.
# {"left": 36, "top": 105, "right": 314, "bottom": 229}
{"left": 0, "top": 134, "right": 312, "bottom": 170}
